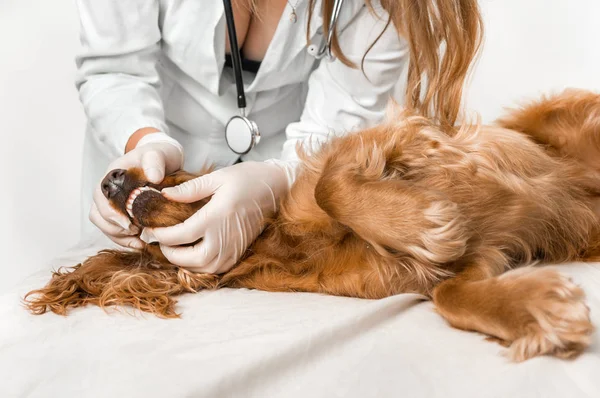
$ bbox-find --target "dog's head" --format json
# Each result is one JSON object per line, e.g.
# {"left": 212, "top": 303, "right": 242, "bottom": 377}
{"left": 100, "top": 168, "right": 208, "bottom": 229}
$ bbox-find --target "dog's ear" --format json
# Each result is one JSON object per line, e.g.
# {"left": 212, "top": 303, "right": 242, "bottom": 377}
{"left": 23, "top": 248, "right": 219, "bottom": 318}
{"left": 23, "top": 249, "right": 183, "bottom": 317}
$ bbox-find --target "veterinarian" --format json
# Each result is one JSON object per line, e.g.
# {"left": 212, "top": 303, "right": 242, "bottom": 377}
{"left": 80, "top": 0, "right": 482, "bottom": 274}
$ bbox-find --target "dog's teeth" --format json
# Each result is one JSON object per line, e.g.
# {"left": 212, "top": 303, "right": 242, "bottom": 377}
{"left": 125, "top": 186, "right": 160, "bottom": 215}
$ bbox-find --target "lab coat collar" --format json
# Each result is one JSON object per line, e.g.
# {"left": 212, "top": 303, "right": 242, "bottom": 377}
{"left": 207, "top": 0, "right": 364, "bottom": 96}
{"left": 208, "top": 0, "right": 324, "bottom": 95}
{"left": 274, "top": 0, "right": 366, "bottom": 72}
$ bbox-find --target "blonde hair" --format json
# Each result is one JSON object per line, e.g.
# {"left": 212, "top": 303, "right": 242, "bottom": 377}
{"left": 243, "top": 0, "right": 484, "bottom": 128}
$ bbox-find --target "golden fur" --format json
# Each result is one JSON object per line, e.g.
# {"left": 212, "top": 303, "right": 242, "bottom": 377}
{"left": 26, "top": 89, "right": 600, "bottom": 361}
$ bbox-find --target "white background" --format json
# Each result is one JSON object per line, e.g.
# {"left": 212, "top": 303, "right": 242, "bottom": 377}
{"left": 1, "top": 0, "right": 599, "bottom": 293}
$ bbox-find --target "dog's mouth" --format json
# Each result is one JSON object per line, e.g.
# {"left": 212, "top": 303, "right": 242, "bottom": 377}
{"left": 126, "top": 186, "right": 161, "bottom": 218}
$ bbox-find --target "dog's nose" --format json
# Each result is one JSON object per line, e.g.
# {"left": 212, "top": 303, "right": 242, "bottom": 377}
{"left": 101, "top": 169, "right": 126, "bottom": 199}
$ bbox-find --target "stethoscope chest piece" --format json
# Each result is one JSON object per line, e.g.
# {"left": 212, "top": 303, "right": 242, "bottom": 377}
{"left": 222, "top": 0, "right": 344, "bottom": 155}
{"left": 225, "top": 114, "right": 260, "bottom": 155}
{"left": 222, "top": 0, "right": 262, "bottom": 155}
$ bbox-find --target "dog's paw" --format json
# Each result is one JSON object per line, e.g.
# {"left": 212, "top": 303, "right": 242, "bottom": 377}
{"left": 498, "top": 268, "right": 594, "bottom": 362}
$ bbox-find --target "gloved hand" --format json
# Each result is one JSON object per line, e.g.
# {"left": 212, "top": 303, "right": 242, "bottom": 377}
{"left": 89, "top": 132, "right": 184, "bottom": 249}
{"left": 140, "top": 160, "right": 297, "bottom": 273}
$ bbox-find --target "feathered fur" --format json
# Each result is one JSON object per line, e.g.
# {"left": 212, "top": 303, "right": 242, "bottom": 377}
{"left": 25, "top": 89, "right": 600, "bottom": 361}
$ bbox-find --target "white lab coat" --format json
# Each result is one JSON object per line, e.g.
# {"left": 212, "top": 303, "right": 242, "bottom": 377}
{"left": 78, "top": 0, "right": 408, "bottom": 235}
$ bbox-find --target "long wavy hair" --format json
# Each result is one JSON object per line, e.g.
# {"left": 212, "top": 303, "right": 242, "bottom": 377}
{"left": 316, "top": 0, "right": 483, "bottom": 128}
{"left": 243, "top": 0, "right": 483, "bottom": 129}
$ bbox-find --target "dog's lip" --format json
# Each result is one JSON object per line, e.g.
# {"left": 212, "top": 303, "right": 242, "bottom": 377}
{"left": 126, "top": 186, "right": 161, "bottom": 218}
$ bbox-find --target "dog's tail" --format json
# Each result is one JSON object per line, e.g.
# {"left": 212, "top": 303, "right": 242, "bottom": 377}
{"left": 496, "top": 89, "right": 600, "bottom": 171}
{"left": 23, "top": 248, "right": 219, "bottom": 318}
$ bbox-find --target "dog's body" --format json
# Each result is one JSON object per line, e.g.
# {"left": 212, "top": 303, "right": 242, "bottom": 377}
{"left": 26, "top": 90, "right": 600, "bottom": 361}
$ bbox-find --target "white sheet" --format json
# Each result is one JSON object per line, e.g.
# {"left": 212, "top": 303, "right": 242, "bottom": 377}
{"left": 1, "top": 237, "right": 599, "bottom": 398}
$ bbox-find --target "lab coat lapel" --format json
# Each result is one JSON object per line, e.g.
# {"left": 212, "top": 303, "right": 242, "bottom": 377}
{"left": 254, "top": 0, "right": 365, "bottom": 83}
{"left": 274, "top": 0, "right": 324, "bottom": 73}
{"left": 210, "top": 6, "right": 227, "bottom": 96}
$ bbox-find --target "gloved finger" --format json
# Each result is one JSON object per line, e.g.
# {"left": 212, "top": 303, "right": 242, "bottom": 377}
{"left": 92, "top": 187, "right": 134, "bottom": 231}
{"left": 90, "top": 204, "right": 143, "bottom": 249}
{"left": 106, "top": 234, "right": 145, "bottom": 250}
{"left": 142, "top": 203, "right": 215, "bottom": 246}
{"left": 141, "top": 150, "right": 166, "bottom": 184}
{"left": 178, "top": 252, "right": 236, "bottom": 275}
{"left": 90, "top": 205, "right": 126, "bottom": 236}
{"left": 89, "top": 202, "right": 139, "bottom": 236}
{"left": 161, "top": 172, "right": 221, "bottom": 203}
{"left": 159, "top": 235, "right": 221, "bottom": 270}
{"left": 205, "top": 254, "right": 237, "bottom": 275}
{"left": 139, "top": 228, "right": 158, "bottom": 244}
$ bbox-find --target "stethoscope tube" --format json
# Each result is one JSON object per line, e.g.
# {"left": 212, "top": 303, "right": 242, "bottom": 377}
{"left": 222, "top": 0, "right": 344, "bottom": 155}
{"left": 324, "top": 0, "right": 344, "bottom": 59}
{"left": 222, "top": 0, "right": 246, "bottom": 111}
{"left": 223, "top": 0, "right": 259, "bottom": 154}
{"left": 309, "top": 0, "right": 345, "bottom": 60}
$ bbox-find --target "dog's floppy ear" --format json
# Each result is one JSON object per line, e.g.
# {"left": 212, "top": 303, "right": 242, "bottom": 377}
{"left": 23, "top": 248, "right": 219, "bottom": 318}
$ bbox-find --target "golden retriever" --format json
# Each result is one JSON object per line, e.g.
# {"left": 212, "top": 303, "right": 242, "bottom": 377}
{"left": 25, "top": 89, "right": 600, "bottom": 362}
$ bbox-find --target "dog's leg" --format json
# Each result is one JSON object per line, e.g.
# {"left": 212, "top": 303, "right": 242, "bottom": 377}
{"left": 432, "top": 262, "right": 594, "bottom": 361}
{"left": 497, "top": 89, "right": 600, "bottom": 222}
{"left": 315, "top": 166, "right": 469, "bottom": 267}
{"left": 497, "top": 89, "right": 600, "bottom": 176}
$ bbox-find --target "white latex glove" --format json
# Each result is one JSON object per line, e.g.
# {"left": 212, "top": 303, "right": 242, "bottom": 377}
{"left": 89, "top": 132, "right": 184, "bottom": 249}
{"left": 140, "top": 160, "right": 297, "bottom": 273}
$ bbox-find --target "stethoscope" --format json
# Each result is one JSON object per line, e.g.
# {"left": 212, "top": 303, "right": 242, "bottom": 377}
{"left": 223, "top": 0, "right": 345, "bottom": 155}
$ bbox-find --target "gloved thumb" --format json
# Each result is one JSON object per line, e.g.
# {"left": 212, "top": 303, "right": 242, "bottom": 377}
{"left": 162, "top": 173, "right": 221, "bottom": 203}
{"left": 141, "top": 150, "right": 166, "bottom": 184}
